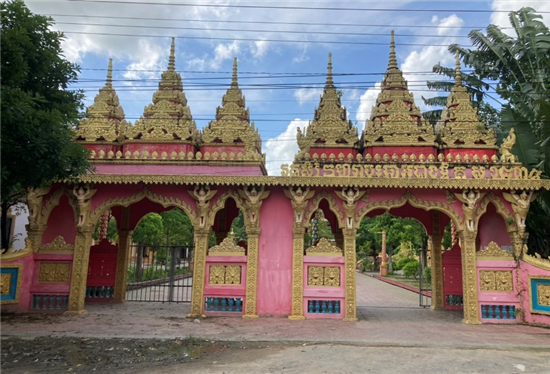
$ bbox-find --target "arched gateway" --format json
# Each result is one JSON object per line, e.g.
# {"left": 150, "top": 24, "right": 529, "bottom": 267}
{"left": 2, "top": 35, "right": 550, "bottom": 326}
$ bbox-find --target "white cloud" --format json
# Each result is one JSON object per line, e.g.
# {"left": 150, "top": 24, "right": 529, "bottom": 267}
{"left": 355, "top": 82, "right": 381, "bottom": 134}
{"left": 264, "top": 119, "right": 309, "bottom": 175}
{"left": 211, "top": 41, "right": 241, "bottom": 69}
{"left": 490, "top": 1, "right": 550, "bottom": 33}
{"left": 294, "top": 88, "right": 322, "bottom": 105}
{"left": 251, "top": 40, "right": 269, "bottom": 59}
{"left": 123, "top": 39, "right": 165, "bottom": 81}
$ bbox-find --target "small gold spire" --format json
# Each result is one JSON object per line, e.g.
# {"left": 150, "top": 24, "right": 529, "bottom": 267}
{"left": 326, "top": 52, "right": 334, "bottom": 87}
{"left": 388, "top": 30, "right": 398, "bottom": 70}
{"left": 232, "top": 57, "right": 238, "bottom": 88}
{"left": 455, "top": 50, "right": 462, "bottom": 87}
{"left": 168, "top": 37, "right": 176, "bottom": 72}
{"left": 106, "top": 58, "right": 113, "bottom": 89}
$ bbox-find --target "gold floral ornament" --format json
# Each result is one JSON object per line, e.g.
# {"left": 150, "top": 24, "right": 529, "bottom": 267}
{"left": 305, "top": 238, "right": 343, "bottom": 256}
{"left": 477, "top": 241, "right": 513, "bottom": 259}
{"left": 127, "top": 38, "right": 198, "bottom": 143}
{"left": 208, "top": 231, "right": 246, "bottom": 256}
{"left": 39, "top": 236, "right": 74, "bottom": 252}
{"left": 438, "top": 52, "right": 497, "bottom": 149}
{"left": 75, "top": 59, "right": 127, "bottom": 142}
{"left": 295, "top": 53, "right": 360, "bottom": 161}
{"left": 363, "top": 31, "right": 436, "bottom": 147}
{"left": 201, "top": 58, "right": 264, "bottom": 159}
{"left": 503, "top": 190, "right": 537, "bottom": 230}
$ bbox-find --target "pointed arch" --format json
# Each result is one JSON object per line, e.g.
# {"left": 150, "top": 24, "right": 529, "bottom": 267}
{"left": 207, "top": 189, "right": 248, "bottom": 228}
{"left": 304, "top": 190, "right": 345, "bottom": 229}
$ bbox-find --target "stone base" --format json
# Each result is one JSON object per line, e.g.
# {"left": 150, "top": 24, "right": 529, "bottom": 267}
{"left": 187, "top": 313, "right": 206, "bottom": 319}
{"left": 288, "top": 315, "right": 306, "bottom": 320}
{"left": 343, "top": 317, "right": 358, "bottom": 322}
{"left": 64, "top": 309, "right": 88, "bottom": 316}
{"left": 242, "top": 314, "right": 259, "bottom": 319}
{"left": 380, "top": 264, "right": 388, "bottom": 277}
{"left": 462, "top": 318, "right": 482, "bottom": 325}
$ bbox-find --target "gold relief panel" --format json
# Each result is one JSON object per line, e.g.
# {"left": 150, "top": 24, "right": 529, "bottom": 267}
{"left": 38, "top": 236, "right": 74, "bottom": 253}
{"left": 305, "top": 238, "right": 343, "bottom": 257}
{"left": 1, "top": 274, "right": 12, "bottom": 295}
{"left": 38, "top": 263, "right": 71, "bottom": 283}
{"left": 479, "top": 270, "right": 513, "bottom": 292}
{"left": 208, "top": 265, "right": 242, "bottom": 285}
{"left": 537, "top": 285, "right": 550, "bottom": 306}
{"left": 307, "top": 266, "right": 340, "bottom": 287}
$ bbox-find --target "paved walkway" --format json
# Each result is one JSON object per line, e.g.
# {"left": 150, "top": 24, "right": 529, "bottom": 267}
{"left": 2, "top": 273, "right": 549, "bottom": 349}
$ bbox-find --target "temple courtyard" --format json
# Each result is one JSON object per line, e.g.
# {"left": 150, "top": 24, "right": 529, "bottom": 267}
{"left": 2, "top": 273, "right": 549, "bottom": 373}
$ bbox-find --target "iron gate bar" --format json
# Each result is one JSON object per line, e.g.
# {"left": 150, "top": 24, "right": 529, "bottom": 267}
{"left": 126, "top": 244, "right": 193, "bottom": 303}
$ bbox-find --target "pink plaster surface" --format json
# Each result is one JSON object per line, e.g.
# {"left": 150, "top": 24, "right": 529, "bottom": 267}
{"left": 42, "top": 195, "right": 76, "bottom": 246}
{"left": 477, "top": 260, "right": 519, "bottom": 323}
{"left": 302, "top": 257, "right": 344, "bottom": 319}
{"left": 204, "top": 256, "right": 247, "bottom": 298}
{"left": 518, "top": 261, "right": 550, "bottom": 326}
{"left": 1, "top": 256, "right": 35, "bottom": 313}
{"left": 257, "top": 188, "right": 294, "bottom": 316}
{"left": 91, "top": 164, "right": 265, "bottom": 176}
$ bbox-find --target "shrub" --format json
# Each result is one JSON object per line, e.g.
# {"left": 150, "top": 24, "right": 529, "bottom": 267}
{"left": 394, "top": 257, "right": 417, "bottom": 271}
{"left": 423, "top": 266, "right": 432, "bottom": 284}
{"left": 402, "top": 260, "right": 420, "bottom": 279}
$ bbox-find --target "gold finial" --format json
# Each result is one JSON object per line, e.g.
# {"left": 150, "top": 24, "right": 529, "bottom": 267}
{"left": 106, "top": 58, "right": 113, "bottom": 88}
{"left": 455, "top": 51, "right": 462, "bottom": 87}
{"left": 388, "top": 30, "right": 398, "bottom": 70}
{"left": 326, "top": 52, "right": 334, "bottom": 87}
{"left": 232, "top": 57, "right": 238, "bottom": 87}
{"left": 168, "top": 37, "right": 176, "bottom": 72}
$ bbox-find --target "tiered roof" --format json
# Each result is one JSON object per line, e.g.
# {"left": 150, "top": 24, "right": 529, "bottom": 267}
{"left": 127, "top": 38, "right": 198, "bottom": 143}
{"left": 295, "top": 53, "right": 359, "bottom": 161}
{"left": 75, "top": 59, "right": 127, "bottom": 142}
{"left": 363, "top": 31, "right": 436, "bottom": 147}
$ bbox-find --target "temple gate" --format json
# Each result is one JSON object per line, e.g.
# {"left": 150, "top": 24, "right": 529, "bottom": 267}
{"left": 2, "top": 35, "right": 549, "bottom": 326}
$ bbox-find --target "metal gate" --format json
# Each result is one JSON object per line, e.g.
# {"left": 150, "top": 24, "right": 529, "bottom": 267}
{"left": 126, "top": 245, "right": 193, "bottom": 303}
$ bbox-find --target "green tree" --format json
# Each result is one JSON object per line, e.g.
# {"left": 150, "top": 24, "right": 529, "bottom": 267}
{"left": 161, "top": 209, "right": 193, "bottom": 247}
{"left": 230, "top": 211, "right": 248, "bottom": 244}
{"left": 1, "top": 0, "right": 90, "bottom": 250}
{"left": 132, "top": 213, "right": 163, "bottom": 280}
{"left": 451, "top": 7, "right": 550, "bottom": 257}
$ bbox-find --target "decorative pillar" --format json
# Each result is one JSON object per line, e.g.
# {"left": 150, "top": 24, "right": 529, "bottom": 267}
{"left": 113, "top": 230, "right": 132, "bottom": 303}
{"left": 289, "top": 225, "right": 306, "bottom": 320}
{"left": 458, "top": 230, "right": 481, "bottom": 324}
{"left": 66, "top": 224, "right": 94, "bottom": 315}
{"left": 188, "top": 228, "right": 209, "bottom": 318}
{"left": 243, "top": 228, "right": 260, "bottom": 318}
{"left": 27, "top": 224, "right": 47, "bottom": 253}
{"left": 343, "top": 228, "right": 358, "bottom": 321}
{"left": 430, "top": 212, "right": 444, "bottom": 310}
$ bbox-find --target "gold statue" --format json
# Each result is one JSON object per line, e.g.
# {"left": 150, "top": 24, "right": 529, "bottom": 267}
{"left": 503, "top": 190, "right": 537, "bottom": 229}
{"left": 192, "top": 185, "right": 217, "bottom": 228}
{"left": 499, "top": 128, "right": 516, "bottom": 162}
{"left": 284, "top": 187, "right": 315, "bottom": 223}
{"left": 455, "top": 189, "right": 484, "bottom": 232}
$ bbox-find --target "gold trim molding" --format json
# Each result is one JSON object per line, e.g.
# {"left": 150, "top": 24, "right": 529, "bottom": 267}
{"left": 477, "top": 241, "right": 514, "bottom": 259}
{"left": 523, "top": 246, "right": 550, "bottom": 271}
{"left": 39, "top": 236, "right": 74, "bottom": 253}
{"left": 305, "top": 238, "right": 343, "bottom": 256}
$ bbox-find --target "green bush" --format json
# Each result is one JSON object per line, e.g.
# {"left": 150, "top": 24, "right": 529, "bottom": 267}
{"left": 402, "top": 260, "right": 420, "bottom": 279}
{"left": 394, "top": 257, "right": 417, "bottom": 271}
{"left": 423, "top": 266, "right": 432, "bottom": 284}
{"left": 360, "top": 261, "right": 373, "bottom": 272}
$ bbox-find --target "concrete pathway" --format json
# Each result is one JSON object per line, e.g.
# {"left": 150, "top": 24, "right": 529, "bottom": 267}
{"left": 2, "top": 273, "right": 549, "bottom": 349}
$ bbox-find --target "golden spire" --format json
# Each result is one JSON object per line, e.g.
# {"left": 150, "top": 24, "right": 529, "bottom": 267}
{"left": 326, "top": 52, "right": 334, "bottom": 87}
{"left": 168, "top": 37, "right": 176, "bottom": 72}
{"left": 231, "top": 57, "right": 238, "bottom": 88}
{"left": 388, "top": 30, "right": 398, "bottom": 70}
{"left": 438, "top": 51, "right": 496, "bottom": 148}
{"left": 295, "top": 53, "right": 359, "bottom": 160}
{"left": 202, "top": 57, "right": 262, "bottom": 155}
{"left": 454, "top": 51, "right": 462, "bottom": 87}
{"left": 363, "top": 32, "right": 435, "bottom": 147}
{"left": 76, "top": 58, "right": 126, "bottom": 142}
{"left": 106, "top": 58, "right": 113, "bottom": 89}
{"left": 128, "top": 38, "right": 197, "bottom": 143}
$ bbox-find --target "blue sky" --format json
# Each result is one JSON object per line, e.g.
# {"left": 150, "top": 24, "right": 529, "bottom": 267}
{"left": 26, "top": 0, "right": 550, "bottom": 175}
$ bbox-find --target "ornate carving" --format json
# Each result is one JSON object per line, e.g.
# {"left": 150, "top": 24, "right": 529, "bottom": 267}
{"left": 324, "top": 266, "right": 340, "bottom": 286}
{"left": 335, "top": 188, "right": 367, "bottom": 229}
{"left": 202, "top": 58, "right": 263, "bottom": 158}
{"left": 538, "top": 284, "right": 550, "bottom": 306}
{"left": 307, "top": 266, "right": 324, "bottom": 286}
{"left": 127, "top": 38, "right": 198, "bottom": 144}
{"left": 75, "top": 59, "right": 127, "bottom": 142}
{"left": 523, "top": 245, "right": 550, "bottom": 271}
{"left": 1, "top": 274, "right": 12, "bottom": 294}
{"left": 208, "top": 265, "right": 241, "bottom": 285}
{"left": 343, "top": 228, "right": 357, "bottom": 321}
{"left": 244, "top": 233, "right": 259, "bottom": 318}
{"left": 499, "top": 128, "right": 517, "bottom": 162}
{"left": 238, "top": 186, "right": 269, "bottom": 228}
{"left": 190, "top": 185, "right": 218, "bottom": 228}
{"left": 39, "top": 236, "right": 74, "bottom": 253}
{"left": 27, "top": 187, "right": 51, "bottom": 226}
{"left": 66, "top": 225, "right": 94, "bottom": 314}
{"left": 431, "top": 211, "right": 445, "bottom": 310}
{"left": 363, "top": 32, "right": 436, "bottom": 147}
{"left": 295, "top": 53, "right": 359, "bottom": 160}
{"left": 439, "top": 53, "right": 497, "bottom": 149}
{"left": 284, "top": 186, "right": 315, "bottom": 224}
{"left": 208, "top": 232, "right": 246, "bottom": 256}
{"left": 188, "top": 230, "right": 209, "bottom": 318}
{"left": 455, "top": 190, "right": 484, "bottom": 232}
{"left": 38, "top": 263, "right": 71, "bottom": 283}
{"left": 459, "top": 230, "right": 481, "bottom": 324}
{"left": 305, "top": 238, "right": 343, "bottom": 256}
{"left": 289, "top": 227, "right": 306, "bottom": 320}
{"left": 73, "top": 184, "right": 97, "bottom": 227}
{"left": 479, "top": 270, "right": 514, "bottom": 292}
{"left": 305, "top": 190, "right": 345, "bottom": 229}
{"left": 503, "top": 190, "right": 537, "bottom": 230}
{"left": 477, "top": 241, "right": 513, "bottom": 259}
{"left": 306, "top": 266, "right": 340, "bottom": 287}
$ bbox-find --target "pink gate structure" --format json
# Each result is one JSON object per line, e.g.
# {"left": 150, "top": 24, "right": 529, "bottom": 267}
{"left": 2, "top": 35, "right": 550, "bottom": 326}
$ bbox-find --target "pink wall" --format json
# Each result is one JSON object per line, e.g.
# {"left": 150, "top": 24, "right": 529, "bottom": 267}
{"left": 478, "top": 204, "right": 511, "bottom": 247}
{"left": 476, "top": 260, "right": 519, "bottom": 323}
{"left": 42, "top": 195, "right": 76, "bottom": 246}
{"left": 257, "top": 187, "right": 294, "bottom": 316}
{"left": 518, "top": 261, "right": 550, "bottom": 325}
{"left": 1, "top": 256, "right": 35, "bottom": 313}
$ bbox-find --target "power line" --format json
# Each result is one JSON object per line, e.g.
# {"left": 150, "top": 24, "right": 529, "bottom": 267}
{"left": 67, "top": 1, "right": 549, "bottom": 14}
{"left": 54, "top": 21, "right": 471, "bottom": 39}
{"left": 46, "top": 13, "right": 511, "bottom": 30}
